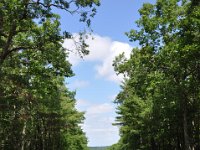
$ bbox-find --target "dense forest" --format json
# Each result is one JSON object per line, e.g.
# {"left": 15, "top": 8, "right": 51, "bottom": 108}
{"left": 1, "top": 0, "right": 200, "bottom": 150}
{"left": 0, "top": 0, "right": 99, "bottom": 149}
{"left": 110, "top": 0, "right": 200, "bottom": 150}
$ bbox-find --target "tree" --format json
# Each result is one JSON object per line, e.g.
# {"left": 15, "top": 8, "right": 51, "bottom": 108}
{"left": 0, "top": 0, "right": 100, "bottom": 149}
{"left": 0, "top": 0, "right": 100, "bottom": 65}
{"left": 113, "top": 0, "right": 200, "bottom": 149}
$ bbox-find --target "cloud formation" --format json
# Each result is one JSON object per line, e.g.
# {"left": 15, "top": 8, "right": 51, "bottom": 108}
{"left": 63, "top": 34, "right": 133, "bottom": 146}
{"left": 87, "top": 103, "right": 114, "bottom": 115}
{"left": 63, "top": 34, "right": 132, "bottom": 84}
{"left": 68, "top": 79, "right": 90, "bottom": 90}
{"left": 95, "top": 41, "right": 132, "bottom": 83}
{"left": 76, "top": 99, "right": 119, "bottom": 146}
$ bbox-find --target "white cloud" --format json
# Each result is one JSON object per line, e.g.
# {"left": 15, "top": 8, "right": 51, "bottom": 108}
{"left": 87, "top": 103, "right": 114, "bottom": 115}
{"left": 95, "top": 41, "right": 132, "bottom": 83}
{"left": 63, "top": 34, "right": 133, "bottom": 84}
{"left": 63, "top": 34, "right": 132, "bottom": 146}
{"left": 75, "top": 100, "right": 120, "bottom": 146}
{"left": 68, "top": 79, "right": 90, "bottom": 90}
{"left": 84, "top": 35, "right": 113, "bottom": 61}
{"left": 84, "top": 103, "right": 119, "bottom": 146}
{"left": 76, "top": 99, "right": 91, "bottom": 111}
{"left": 83, "top": 116, "right": 119, "bottom": 146}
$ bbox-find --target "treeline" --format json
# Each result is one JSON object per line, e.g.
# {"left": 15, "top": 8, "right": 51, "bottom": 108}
{"left": 0, "top": 0, "right": 99, "bottom": 149}
{"left": 111, "top": 0, "right": 200, "bottom": 150}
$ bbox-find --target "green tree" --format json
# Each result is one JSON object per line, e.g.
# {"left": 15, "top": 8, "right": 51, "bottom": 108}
{"left": 0, "top": 0, "right": 99, "bottom": 149}
{"left": 113, "top": 0, "right": 200, "bottom": 149}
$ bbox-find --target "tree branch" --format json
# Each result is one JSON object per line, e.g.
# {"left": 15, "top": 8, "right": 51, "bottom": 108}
{"left": 29, "top": 1, "right": 80, "bottom": 15}
{"left": 0, "top": 46, "right": 34, "bottom": 65}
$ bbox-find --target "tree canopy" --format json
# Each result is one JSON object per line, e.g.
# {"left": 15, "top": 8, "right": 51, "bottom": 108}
{"left": 0, "top": 0, "right": 99, "bottom": 149}
{"left": 112, "top": 0, "right": 200, "bottom": 149}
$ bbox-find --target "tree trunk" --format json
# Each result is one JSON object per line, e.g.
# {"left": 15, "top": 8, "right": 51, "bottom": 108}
{"left": 183, "top": 98, "right": 190, "bottom": 150}
{"left": 21, "top": 121, "right": 27, "bottom": 150}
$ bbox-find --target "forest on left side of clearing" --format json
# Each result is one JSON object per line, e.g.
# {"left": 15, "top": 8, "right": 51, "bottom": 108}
{"left": 0, "top": 0, "right": 99, "bottom": 149}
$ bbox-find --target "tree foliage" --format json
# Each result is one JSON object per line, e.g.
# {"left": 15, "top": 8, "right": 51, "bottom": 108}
{"left": 0, "top": 0, "right": 99, "bottom": 149}
{"left": 113, "top": 0, "right": 200, "bottom": 149}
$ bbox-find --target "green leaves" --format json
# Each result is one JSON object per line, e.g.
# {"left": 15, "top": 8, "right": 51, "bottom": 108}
{"left": 0, "top": 0, "right": 100, "bottom": 149}
{"left": 113, "top": 0, "right": 200, "bottom": 149}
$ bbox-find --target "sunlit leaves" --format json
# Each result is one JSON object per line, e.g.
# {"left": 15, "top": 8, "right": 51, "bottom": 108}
{"left": 113, "top": 0, "right": 200, "bottom": 149}
{"left": 0, "top": 0, "right": 99, "bottom": 149}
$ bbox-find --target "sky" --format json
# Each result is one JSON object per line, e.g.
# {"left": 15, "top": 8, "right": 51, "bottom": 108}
{"left": 57, "top": 0, "right": 155, "bottom": 147}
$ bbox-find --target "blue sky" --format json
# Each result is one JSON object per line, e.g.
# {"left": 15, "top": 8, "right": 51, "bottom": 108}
{"left": 58, "top": 0, "right": 155, "bottom": 147}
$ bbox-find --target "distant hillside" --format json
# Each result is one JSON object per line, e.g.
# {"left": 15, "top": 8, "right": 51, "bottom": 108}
{"left": 89, "top": 146, "right": 108, "bottom": 150}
